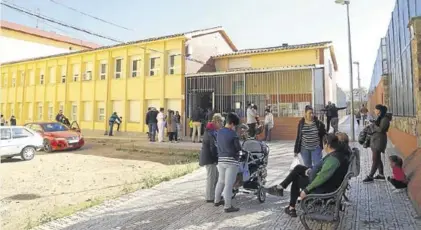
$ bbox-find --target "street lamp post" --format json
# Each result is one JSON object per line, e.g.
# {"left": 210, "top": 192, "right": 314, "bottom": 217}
{"left": 353, "top": 61, "right": 362, "bottom": 103}
{"left": 335, "top": 0, "right": 355, "bottom": 141}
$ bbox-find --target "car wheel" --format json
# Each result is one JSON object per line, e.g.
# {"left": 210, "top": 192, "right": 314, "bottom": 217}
{"left": 21, "top": 146, "right": 35, "bottom": 161}
{"left": 43, "top": 139, "right": 53, "bottom": 153}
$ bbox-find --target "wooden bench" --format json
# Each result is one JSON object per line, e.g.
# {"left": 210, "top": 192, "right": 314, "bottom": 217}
{"left": 299, "top": 148, "right": 360, "bottom": 230}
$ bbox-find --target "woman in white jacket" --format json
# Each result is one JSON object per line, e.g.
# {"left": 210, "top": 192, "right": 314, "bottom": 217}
{"left": 264, "top": 109, "right": 274, "bottom": 141}
{"left": 157, "top": 108, "right": 166, "bottom": 142}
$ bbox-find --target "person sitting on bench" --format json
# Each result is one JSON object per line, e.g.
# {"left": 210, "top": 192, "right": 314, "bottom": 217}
{"left": 267, "top": 133, "right": 350, "bottom": 218}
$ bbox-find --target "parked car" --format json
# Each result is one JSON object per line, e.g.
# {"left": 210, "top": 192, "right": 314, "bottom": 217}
{"left": 24, "top": 121, "right": 85, "bottom": 152}
{"left": 0, "top": 126, "right": 43, "bottom": 161}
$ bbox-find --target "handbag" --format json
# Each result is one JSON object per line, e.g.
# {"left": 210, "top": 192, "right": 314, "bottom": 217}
{"left": 289, "top": 155, "right": 304, "bottom": 171}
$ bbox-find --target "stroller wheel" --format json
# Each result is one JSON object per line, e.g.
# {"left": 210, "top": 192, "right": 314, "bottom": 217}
{"left": 257, "top": 186, "right": 266, "bottom": 203}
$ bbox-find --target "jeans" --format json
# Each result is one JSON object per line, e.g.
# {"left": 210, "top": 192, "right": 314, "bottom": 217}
{"left": 264, "top": 125, "right": 272, "bottom": 141}
{"left": 176, "top": 123, "right": 181, "bottom": 140}
{"left": 205, "top": 164, "right": 218, "bottom": 200}
{"left": 148, "top": 123, "right": 157, "bottom": 141}
{"left": 369, "top": 150, "right": 384, "bottom": 177}
{"left": 108, "top": 122, "right": 114, "bottom": 135}
{"left": 215, "top": 162, "right": 239, "bottom": 208}
{"left": 280, "top": 165, "right": 310, "bottom": 207}
{"left": 300, "top": 147, "right": 322, "bottom": 168}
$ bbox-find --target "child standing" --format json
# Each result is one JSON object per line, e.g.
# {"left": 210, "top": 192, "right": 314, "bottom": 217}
{"left": 387, "top": 155, "right": 407, "bottom": 189}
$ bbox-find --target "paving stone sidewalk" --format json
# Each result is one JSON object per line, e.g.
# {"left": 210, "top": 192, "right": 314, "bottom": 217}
{"left": 34, "top": 119, "right": 421, "bottom": 230}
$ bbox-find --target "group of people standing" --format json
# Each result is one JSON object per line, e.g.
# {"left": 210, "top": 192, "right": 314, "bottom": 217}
{"left": 145, "top": 107, "right": 181, "bottom": 143}
{"left": 0, "top": 114, "right": 17, "bottom": 126}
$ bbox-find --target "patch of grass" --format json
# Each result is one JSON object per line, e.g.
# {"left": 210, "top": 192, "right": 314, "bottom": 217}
{"left": 24, "top": 160, "right": 199, "bottom": 229}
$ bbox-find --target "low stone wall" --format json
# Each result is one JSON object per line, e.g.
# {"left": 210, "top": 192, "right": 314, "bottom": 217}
{"left": 403, "top": 149, "right": 421, "bottom": 216}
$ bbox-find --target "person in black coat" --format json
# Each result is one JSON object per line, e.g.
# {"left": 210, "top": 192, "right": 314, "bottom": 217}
{"left": 363, "top": 104, "right": 391, "bottom": 183}
{"left": 199, "top": 114, "right": 224, "bottom": 203}
{"left": 10, "top": 116, "right": 17, "bottom": 126}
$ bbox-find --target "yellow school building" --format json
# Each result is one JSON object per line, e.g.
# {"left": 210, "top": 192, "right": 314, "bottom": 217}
{"left": 1, "top": 22, "right": 343, "bottom": 139}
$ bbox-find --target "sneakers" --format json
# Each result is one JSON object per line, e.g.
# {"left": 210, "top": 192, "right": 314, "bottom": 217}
{"left": 373, "top": 175, "right": 385, "bottom": 180}
{"left": 284, "top": 206, "right": 297, "bottom": 217}
{"left": 214, "top": 200, "right": 225, "bottom": 207}
{"left": 363, "top": 176, "right": 374, "bottom": 183}
{"left": 224, "top": 206, "right": 240, "bottom": 213}
{"left": 363, "top": 175, "right": 385, "bottom": 183}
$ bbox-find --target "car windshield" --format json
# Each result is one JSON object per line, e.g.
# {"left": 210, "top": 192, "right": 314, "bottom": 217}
{"left": 40, "top": 123, "right": 69, "bottom": 132}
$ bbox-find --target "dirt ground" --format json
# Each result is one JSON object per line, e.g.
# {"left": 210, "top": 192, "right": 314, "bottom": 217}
{"left": 0, "top": 143, "right": 199, "bottom": 230}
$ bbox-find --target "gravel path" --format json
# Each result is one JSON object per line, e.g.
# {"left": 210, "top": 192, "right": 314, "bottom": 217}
{"left": 34, "top": 119, "right": 421, "bottom": 230}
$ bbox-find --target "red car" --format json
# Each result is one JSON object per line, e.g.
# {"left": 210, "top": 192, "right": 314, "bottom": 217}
{"left": 24, "top": 121, "right": 85, "bottom": 152}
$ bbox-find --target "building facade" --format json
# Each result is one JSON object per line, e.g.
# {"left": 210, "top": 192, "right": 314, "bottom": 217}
{"left": 0, "top": 20, "right": 99, "bottom": 63}
{"left": 0, "top": 27, "right": 235, "bottom": 133}
{"left": 186, "top": 42, "right": 339, "bottom": 140}
{"left": 367, "top": 0, "right": 421, "bottom": 215}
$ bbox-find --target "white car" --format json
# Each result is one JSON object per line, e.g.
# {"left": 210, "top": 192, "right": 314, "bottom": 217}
{"left": 0, "top": 126, "right": 43, "bottom": 161}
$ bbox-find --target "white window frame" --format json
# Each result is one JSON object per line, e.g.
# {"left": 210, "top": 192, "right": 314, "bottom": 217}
{"left": 11, "top": 73, "right": 16, "bottom": 87}
{"left": 168, "top": 53, "right": 179, "bottom": 75}
{"left": 99, "top": 61, "right": 107, "bottom": 80}
{"left": 72, "top": 64, "right": 80, "bottom": 82}
{"left": 61, "top": 66, "right": 67, "bottom": 83}
{"left": 83, "top": 62, "right": 93, "bottom": 81}
{"left": 71, "top": 103, "right": 77, "bottom": 121}
{"left": 149, "top": 56, "right": 160, "bottom": 76}
{"left": 98, "top": 108, "right": 105, "bottom": 121}
{"left": 97, "top": 102, "right": 105, "bottom": 121}
{"left": 114, "top": 58, "right": 123, "bottom": 79}
{"left": 130, "top": 56, "right": 141, "bottom": 78}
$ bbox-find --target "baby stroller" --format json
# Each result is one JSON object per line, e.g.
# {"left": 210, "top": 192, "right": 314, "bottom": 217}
{"left": 232, "top": 139, "right": 270, "bottom": 203}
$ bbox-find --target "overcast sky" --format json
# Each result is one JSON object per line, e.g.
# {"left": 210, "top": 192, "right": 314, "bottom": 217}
{"left": 1, "top": 0, "right": 396, "bottom": 90}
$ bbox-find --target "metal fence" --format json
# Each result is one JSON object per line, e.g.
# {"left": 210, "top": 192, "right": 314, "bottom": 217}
{"left": 185, "top": 68, "right": 325, "bottom": 119}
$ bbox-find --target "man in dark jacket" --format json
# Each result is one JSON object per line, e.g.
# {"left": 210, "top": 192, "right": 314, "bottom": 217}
{"left": 55, "top": 110, "right": 64, "bottom": 123}
{"left": 322, "top": 102, "right": 332, "bottom": 132}
{"left": 108, "top": 112, "right": 121, "bottom": 136}
{"left": 10, "top": 116, "right": 17, "bottom": 126}
{"left": 328, "top": 104, "right": 347, "bottom": 133}
{"left": 146, "top": 107, "right": 158, "bottom": 142}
